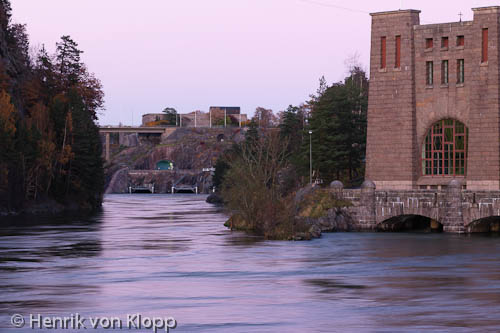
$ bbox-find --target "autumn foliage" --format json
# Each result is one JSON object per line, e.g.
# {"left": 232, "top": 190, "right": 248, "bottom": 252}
{"left": 0, "top": 1, "right": 104, "bottom": 212}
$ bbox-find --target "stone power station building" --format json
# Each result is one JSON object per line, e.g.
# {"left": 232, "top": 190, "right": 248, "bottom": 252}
{"left": 366, "top": 6, "right": 500, "bottom": 191}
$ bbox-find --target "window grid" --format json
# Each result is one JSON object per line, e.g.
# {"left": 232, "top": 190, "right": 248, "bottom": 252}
{"left": 422, "top": 119, "right": 468, "bottom": 176}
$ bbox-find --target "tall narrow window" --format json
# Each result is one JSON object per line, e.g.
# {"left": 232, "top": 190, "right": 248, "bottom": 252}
{"left": 482, "top": 28, "right": 488, "bottom": 63}
{"left": 441, "top": 37, "right": 449, "bottom": 48}
{"left": 381, "top": 36, "right": 387, "bottom": 69}
{"left": 426, "top": 61, "right": 433, "bottom": 86}
{"left": 457, "top": 59, "right": 464, "bottom": 84}
{"left": 425, "top": 38, "right": 433, "bottom": 49}
{"left": 395, "top": 35, "right": 401, "bottom": 68}
{"left": 457, "top": 35, "right": 464, "bottom": 47}
{"left": 441, "top": 60, "right": 448, "bottom": 85}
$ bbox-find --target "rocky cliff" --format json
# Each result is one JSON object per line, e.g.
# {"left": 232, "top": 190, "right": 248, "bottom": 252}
{"left": 104, "top": 127, "right": 246, "bottom": 194}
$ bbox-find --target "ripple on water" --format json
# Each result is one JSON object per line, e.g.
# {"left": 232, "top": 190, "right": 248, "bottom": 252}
{"left": 0, "top": 194, "right": 500, "bottom": 332}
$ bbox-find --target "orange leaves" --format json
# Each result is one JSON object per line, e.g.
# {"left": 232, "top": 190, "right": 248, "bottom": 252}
{"left": 58, "top": 111, "right": 74, "bottom": 167}
{"left": 0, "top": 62, "right": 10, "bottom": 92}
{"left": 26, "top": 102, "right": 57, "bottom": 178}
{"left": 26, "top": 102, "right": 51, "bottom": 135}
{"left": 0, "top": 89, "right": 16, "bottom": 138}
{"left": 21, "top": 78, "right": 42, "bottom": 109}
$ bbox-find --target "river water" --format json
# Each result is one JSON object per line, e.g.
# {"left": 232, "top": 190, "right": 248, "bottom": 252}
{"left": 1, "top": 194, "right": 499, "bottom": 332}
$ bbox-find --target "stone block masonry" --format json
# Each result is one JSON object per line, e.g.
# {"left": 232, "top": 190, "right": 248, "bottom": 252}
{"left": 332, "top": 180, "right": 500, "bottom": 233}
{"left": 366, "top": 7, "right": 500, "bottom": 191}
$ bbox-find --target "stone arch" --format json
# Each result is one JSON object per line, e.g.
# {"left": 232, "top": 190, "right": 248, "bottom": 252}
{"left": 421, "top": 118, "right": 468, "bottom": 177}
{"left": 466, "top": 216, "right": 500, "bottom": 233}
{"left": 377, "top": 215, "right": 443, "bottom": 232}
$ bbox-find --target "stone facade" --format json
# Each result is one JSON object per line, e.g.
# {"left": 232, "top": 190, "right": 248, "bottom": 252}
{"left": 366, "top": 7, "right": 500, "bottom": 191}
{"left": 329, "top": 180, "right": 500, "bottom": 233}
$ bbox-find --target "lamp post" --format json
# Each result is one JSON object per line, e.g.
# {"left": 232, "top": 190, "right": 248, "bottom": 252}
{"left": 309, "top": 130, "right": 312, "bottom": 184}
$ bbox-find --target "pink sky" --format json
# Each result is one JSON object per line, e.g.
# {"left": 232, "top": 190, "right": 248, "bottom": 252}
{"left": 10, "top": 0, "right": 498, "bottom": 125}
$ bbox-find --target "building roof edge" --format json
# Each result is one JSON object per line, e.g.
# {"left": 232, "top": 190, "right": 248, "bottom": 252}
{"left": 370, "top": 9, "right": 421, "bottom": 17}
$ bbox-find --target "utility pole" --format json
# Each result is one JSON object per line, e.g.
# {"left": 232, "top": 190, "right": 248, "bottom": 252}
{"left": 309, "top": 130, "right": 313, "bottom": 184}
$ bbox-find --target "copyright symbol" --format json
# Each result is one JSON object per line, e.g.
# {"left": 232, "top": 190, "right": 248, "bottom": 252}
{"left": 11, "top": 314, "right": 25, "bottom": 328}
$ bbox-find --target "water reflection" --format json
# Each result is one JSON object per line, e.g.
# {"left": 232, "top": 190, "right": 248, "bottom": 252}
{"left": 0, "top": 194, "right": 499, "bottom": 332}
{"left": 0, "top": 213, "right": 104, "bottom": 318}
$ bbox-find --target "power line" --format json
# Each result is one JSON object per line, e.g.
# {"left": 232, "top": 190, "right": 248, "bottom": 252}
{"left": 298, "top": 0, "right": 369, "bottom": 14}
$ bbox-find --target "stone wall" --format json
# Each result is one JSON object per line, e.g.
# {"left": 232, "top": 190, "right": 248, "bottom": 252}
{"left": 106, "top": 170, "right": 212, "bottom": 194}
{"left": 335, "top": 179, "right": 500, "bottom": 233}
{"left": 366, "top": 10, "right": 420, "bottom": 189}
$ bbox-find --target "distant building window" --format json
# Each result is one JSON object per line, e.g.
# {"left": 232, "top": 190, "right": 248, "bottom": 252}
{"left": 381, "top": 36, "right": 387, "bottom": 69}
{"left": 457, "top": 59, "right": 464, "bottom": 83}
{"left": 422, "top": 119, "right": 468, "bottom": 176}
{"left": 457, "top": 35, "right": 464, "bottom": 47}
{"left": 441, "top": 60, "right": 448, "bottom": 85}
{"left": 482, "top": 28, "right": 488, "bottom": 63}
{"left": 425, "top": 38, "right": 433, "bottom": 49}
{"left": 441, "top": 37, "right": 449, "bottom": 48}
{"left": 395, "top": 35, "right": 401, "bottom": 68}
{"left": 426, "top": 61, "right": 433, "bottom": 85}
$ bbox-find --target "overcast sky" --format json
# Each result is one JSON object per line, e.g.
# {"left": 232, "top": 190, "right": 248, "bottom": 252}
{"left": 10, "top": 0, "right": 499, "bottom": 125}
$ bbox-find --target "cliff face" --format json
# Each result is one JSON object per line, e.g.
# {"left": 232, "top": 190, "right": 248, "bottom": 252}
{"left": 104, "top": 128, "right": 245, "bottom": 194}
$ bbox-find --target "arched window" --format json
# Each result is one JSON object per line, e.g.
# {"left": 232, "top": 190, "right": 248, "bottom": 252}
{"left": 422, "top": 119, "right": 468, "bottom": 176}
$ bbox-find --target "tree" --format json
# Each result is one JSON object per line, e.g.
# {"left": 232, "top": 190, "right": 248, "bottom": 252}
{"left": 162, "top": 107, "right": 177, "bottom": 125}
{"left": 68, "top": 89, "right": 104, "bottom": 208}
{"left": 308, "top": 75, "right": 328, "bottom": 105}
{"left": 221, "top": 131, "right": 295, "bottom": 238}
{"left": 299, "top": 68, "right": 368, "bottom": 185}
{"left": 253, "top": 107, "right": 277, "bottom": 128}
{"left": 279, "top": 105, "right": 304, "bottom": 156}
{"left": 56, "top": 35, "right": 83, "bottom": 85}
{"left": 6, "top": 23, "right": 30, "bottom": 68}
{"left": 0, "top": 2, "right": 105, "bottom": 211}
{"left": 244, "top": 119, "right": 259, "bottom": 146}
{"left": 0, "top": 0, "right": 11, "bottom": 31}
{"left": 0, "top": 90, "right": 17, "bottom": 189}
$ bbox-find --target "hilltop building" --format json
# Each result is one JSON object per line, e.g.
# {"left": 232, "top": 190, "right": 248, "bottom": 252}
{"left": 366, "top": 6, "right": 500, "bottom": 191}
{"left": 141, "top": 107, "right": 247, "bottom": 128}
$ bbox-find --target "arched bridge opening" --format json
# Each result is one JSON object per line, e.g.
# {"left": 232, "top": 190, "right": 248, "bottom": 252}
{"left": 377, "top": 215, "right": 443, "bottom": 233}
{"left": 466, "top": 216, "right": 500, "bottom": 234}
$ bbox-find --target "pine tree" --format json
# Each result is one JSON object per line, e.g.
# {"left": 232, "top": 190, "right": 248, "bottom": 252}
{"left": 56, "top": 35, "right": 83, "bottom": 85}
{"left": 299, "top": 69, "right": 368, "bottom": 185}
{"left": 279, "top": 105, "right": 303, "bottom": 156}
{"left": 67, "top": 89, "right": 104, "bottom": 209}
